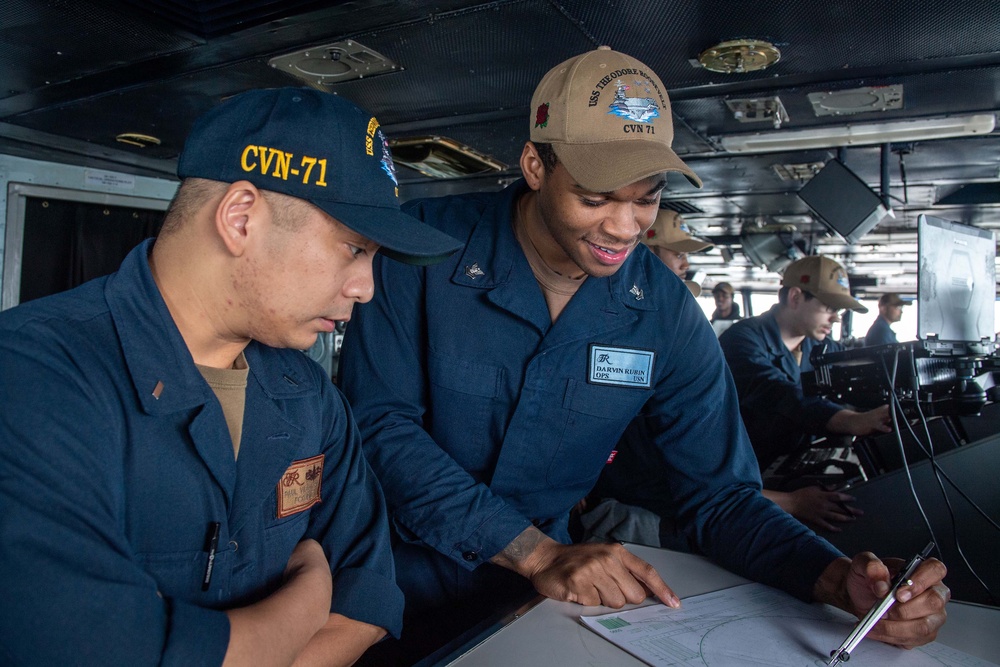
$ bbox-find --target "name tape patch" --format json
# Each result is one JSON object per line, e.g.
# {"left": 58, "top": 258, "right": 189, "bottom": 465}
{"left": 588, "top": 344, "right": 655, "bottom": 389}
{"left": 276, "top": 454, "right": 324, "bottom": 519}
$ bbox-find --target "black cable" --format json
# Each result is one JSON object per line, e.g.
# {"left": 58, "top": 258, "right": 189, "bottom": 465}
{"left": 878, "top": 355, "right": 1000, "bottom": 533}
{"left": 893, "top": 403, "right": 1000, "bottom": 532}
{"left": 910, "top": 393, "right": 998, "bottom": 603}
{"left": 897, "top": 149, "right": 910, "bottom": 205}
{"left": 878, "top": 352, "right": 998, "bottom": 603}
{"left": 881, "top": 350, "right": 939, "bottom": 549}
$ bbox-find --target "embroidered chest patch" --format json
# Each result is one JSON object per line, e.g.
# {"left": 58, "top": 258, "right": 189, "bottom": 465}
{"left": 276, "top": 454, "right": 324, "bottom": 518}
{"left": 588, "top": 344, "right": 655, "bottom": 389}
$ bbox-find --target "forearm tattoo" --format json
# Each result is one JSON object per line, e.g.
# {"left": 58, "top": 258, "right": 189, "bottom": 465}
{"left": 492, "top": 526, "right": 547, "bottom": 567}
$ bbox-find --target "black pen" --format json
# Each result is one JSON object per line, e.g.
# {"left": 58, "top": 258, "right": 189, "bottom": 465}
{"left": 202, "top": 522, "right": 221, "bottom": 591}
{"left": 827, "top": 541, "right": 935, "bottom": 666}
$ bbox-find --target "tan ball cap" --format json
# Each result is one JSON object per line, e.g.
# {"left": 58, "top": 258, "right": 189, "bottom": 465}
{"left": 529, "top": 46, "right": 702, "bottom": 192}
{"left": 642, "top": 209, "right": 713, "bottom": 253}
{"left": 781, "top": 255, "right": 868, "bottom": 313}
{"left": 712, "top": 282, "right": 734, "bottom": 296}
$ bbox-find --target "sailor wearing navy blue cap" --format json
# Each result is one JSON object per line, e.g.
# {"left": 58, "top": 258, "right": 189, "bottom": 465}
{"left": 0, "top": 87, "right": 459, "bottom": 666}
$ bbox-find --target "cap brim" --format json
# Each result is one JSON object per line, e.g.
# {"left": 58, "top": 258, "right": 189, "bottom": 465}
{"left": 684, "top": 280, "right": 702, "bottom": 297}
{"left": 317, "top": 201, "right": 463, "bottom": 266}
{"left": 553, "top": 140, "right": 702, "bottom": 192}
{"left": 818, "top": 292, "right": 869, "bottom": 314}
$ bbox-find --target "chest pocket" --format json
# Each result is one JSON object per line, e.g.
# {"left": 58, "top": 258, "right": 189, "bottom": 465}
{"left": 546, "top": 378, "right": 651, "bottom": 487}
{"left": 135, "top": 548, "right": 233, "bottom": 608}
{"left": 428, "top": 350, "right": 504, "bottom": 472}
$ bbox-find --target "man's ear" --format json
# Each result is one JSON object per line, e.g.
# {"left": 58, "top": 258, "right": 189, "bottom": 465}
{"left": 215, "top": 181, "right": 261, "bottom": 256}
{"left": 520, "top": 141, "right": 546, "bottom": 192}
{"left": 787, "top": 286, "right": 805, "bottom": 308}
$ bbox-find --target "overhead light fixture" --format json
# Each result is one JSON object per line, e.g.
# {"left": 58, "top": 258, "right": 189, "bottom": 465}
{"left": 698, "top": 39, "right": 781, "bottom": 74}
{"left": 115, "top": 132, "right": 161, "bottom": 148}
{"left": 718, "top": 113, "right": 995, "bottom": 154}
{"left": 740, "top": 225, "right": 806, "bottom": 273}
{"left": 772, "top": 161, "right": 825, "bottom": 181}
{"left": 726, "top": 96, "right": 789, "bottom": 129}
{"left": 388, "top": 136, "right": 506, "bottom": 179}
{"left": 269, "top": 40, "right": 400, "bottom": 86}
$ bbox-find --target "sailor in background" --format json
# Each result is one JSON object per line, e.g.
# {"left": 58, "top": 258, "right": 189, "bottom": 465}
{"left": 641, "top": 208, "right": 713, "bottom": 297}
{"left": 711, "top": 281, "right": 741, "bottom": 321}
{"left": 865, "top": 292, "right": 906, "bottom": 346}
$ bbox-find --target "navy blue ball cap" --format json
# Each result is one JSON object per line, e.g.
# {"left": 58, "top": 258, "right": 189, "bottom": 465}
{"left": 177, "top": 87, "right": 462, "bottom": 265}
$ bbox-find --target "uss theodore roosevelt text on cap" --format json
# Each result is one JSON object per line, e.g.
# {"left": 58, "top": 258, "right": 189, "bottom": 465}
{"left": 529, "top": 46, "right": 702, "bottom": 193}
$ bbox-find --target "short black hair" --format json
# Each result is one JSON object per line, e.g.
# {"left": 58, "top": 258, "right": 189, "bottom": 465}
{"left": 532, "top": 141, "right": 558, "bottom": 173}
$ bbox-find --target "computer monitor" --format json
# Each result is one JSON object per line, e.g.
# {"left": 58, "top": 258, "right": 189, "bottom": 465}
{"left": 798, "top": 159, "right": 890, "bottom": 244}
{"left": 917, "top": 214, "right": 996, "bottom": 347}
{"left": 711, "top": 319, "right": 736, "bottom": 338}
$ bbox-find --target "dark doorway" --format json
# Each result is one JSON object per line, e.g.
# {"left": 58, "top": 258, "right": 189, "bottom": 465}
{"left": 18, "top": 196, "right": 164, "bottom": 304}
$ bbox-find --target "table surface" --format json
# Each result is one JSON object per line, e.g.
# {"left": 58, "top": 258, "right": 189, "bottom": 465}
{"left": 431, "top": 545, "right": 1000, "bottom": 666}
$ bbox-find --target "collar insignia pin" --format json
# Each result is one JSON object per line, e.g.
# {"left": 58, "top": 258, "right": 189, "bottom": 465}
{"left": 465, "top": 263, "right": 485, "bottom": 279}
{"left": 630, "top": 284, "right": 644, "bottom": 300}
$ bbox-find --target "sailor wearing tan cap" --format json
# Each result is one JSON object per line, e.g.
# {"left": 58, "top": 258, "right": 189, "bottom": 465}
{"left": 719, "top": 256, "right": 895, "bottom": 528}
{"left": 642, "top": 208, "right": 713, "bottom": 296}
{"left": 340, "top": 50, "right": 948, "bottom": 664}
{"left": 865, "top": 292, "right": 907, "bottom": 346}
{"left": 711, "top": 281, "right": 742, "bottom": 321}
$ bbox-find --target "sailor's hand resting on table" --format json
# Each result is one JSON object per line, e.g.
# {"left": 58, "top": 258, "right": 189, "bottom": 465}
{"left": 814, "top": 551, "right": 950, "bottom": 648}
{"left": 490, "top": 526, "right": 680, "bottom": 609}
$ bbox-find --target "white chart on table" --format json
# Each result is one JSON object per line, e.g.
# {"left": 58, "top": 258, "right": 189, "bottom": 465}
{"left": 580, "top": 583, "right": 996, "bottom": 667}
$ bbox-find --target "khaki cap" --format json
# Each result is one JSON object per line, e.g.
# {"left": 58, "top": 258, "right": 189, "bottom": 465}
{"left": 530, "top": 46, "right": 702, "bottom": 192}
{"left": 712, "top": 282, "right": 734, "bottom": 296}
{"left": 781, "top": 255, "right": 868, "bottom": 313}
{"left": 642, "top": 209, "right": 713, "bottom": 253}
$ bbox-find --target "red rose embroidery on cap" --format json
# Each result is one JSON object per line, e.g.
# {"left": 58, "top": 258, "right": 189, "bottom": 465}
{"left": 535, "top": 103, "right": 549, "bottom": 128}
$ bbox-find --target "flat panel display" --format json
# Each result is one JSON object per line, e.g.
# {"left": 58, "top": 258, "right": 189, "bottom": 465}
{"left": 798, "top": 159, "right": 889, "bottom": 244}
{"left": 917, "top": 214, "right": 996, "bottom": 343}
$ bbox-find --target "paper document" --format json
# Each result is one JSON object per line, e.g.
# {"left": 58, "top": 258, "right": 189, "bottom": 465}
{"left": 580, "top": 582, "right": 996, "bottom": 666}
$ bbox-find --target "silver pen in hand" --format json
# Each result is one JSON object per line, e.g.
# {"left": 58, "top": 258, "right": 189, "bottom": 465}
{"left": 827, "top": 541, "right": 935, "bottom": 667}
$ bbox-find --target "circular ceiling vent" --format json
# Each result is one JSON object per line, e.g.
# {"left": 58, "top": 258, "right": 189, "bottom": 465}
{"left": 294, "top": 49, "right": 354, "bottom": 77}
{"left": 698, "top": 39, "right": 780, "bottom": 74}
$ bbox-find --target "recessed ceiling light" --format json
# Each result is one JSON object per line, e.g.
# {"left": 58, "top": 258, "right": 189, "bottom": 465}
{"left": 698, "top": 39, "right": 780, "bottom": 74}
{"left": 115, "top": 132, "right": 161, "bottom": 148}
{"left": 388, "top": 136, "right": 506, "bottom": 179}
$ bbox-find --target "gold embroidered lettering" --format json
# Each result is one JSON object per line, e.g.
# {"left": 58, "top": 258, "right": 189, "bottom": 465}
{"left": 240, "top": 145, "right": 258, "bottom": 172}
{"left": 271, "top": 149, "right": 292, "bottom": 180}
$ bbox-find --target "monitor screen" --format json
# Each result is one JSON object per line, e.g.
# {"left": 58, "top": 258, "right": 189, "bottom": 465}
{"left": 917, "top": 214, "right": 996, "bottom": 343}
{"left": 798, "top": 159, "right": 889, "bottom": 244}
{"left": 711, "top": 319, "right": 736, "bottom": 338}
